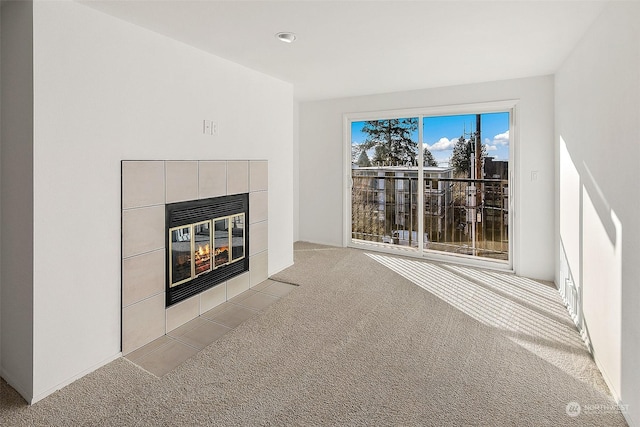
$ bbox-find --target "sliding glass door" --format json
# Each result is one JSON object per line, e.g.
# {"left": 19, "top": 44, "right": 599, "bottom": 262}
{"left": 348, "top": 105, "right": 513, "bottom": 266}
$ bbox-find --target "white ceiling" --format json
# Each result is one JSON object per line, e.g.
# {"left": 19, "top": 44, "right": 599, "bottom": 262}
{"left": 81, "top": 1, "right": 607, "bottom": 101}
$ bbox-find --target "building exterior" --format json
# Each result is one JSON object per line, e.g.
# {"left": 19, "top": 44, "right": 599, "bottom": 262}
{"left": 351, "top": 165, "right": 454, "bottom": 246}
{"left": 484, "top": 157, "right": 508, "bottom": 180}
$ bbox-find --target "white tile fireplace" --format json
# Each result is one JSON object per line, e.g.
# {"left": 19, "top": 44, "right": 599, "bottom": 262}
{"left": 121, "top": 160, "right": 269, "bottom": 355}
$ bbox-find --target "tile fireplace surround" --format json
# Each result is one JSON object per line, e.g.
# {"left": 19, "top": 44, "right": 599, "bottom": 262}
{"left": 121, "top": 160, "right": 268, "bottom": 355}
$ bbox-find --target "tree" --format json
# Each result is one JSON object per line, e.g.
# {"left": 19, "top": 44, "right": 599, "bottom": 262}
{"left": 450, "top": 134, "right": 486, "bottom": 176}
{"left": 356, "top": 150, "right": 372, "bottom": 167}
{"left": 450, "top": 135, "right": 471, "bottom": 175}
{"left": 360, "top": 118, "right": 418, "bottom": 165}
{"left": 423, "top": 148, "right": 438, "bottom": 167}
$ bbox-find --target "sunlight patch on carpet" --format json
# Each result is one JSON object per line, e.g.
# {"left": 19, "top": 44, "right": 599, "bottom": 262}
{"left": 365, "top": 252, "right": 592, "bottom": 383}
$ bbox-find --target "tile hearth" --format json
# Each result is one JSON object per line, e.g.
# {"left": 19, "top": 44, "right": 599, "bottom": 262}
{"left": 125, "top": 279, "right": 295, "bottom": 377}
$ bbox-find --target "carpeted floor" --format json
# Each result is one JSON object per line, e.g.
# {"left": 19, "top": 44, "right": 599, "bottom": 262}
{"left": 0, "top": 243, "right": 628, "bottom": 426}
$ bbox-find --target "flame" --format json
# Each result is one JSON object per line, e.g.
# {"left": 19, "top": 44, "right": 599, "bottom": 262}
{"left": 215, "top": 246, "right": 229, "bottom": 256}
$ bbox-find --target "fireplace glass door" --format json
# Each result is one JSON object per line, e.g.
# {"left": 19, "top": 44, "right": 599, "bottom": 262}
{"left": 214, "top": 218, "right": 230, "bottom": 267}
{"left": 169, "top": 226, "right": 192, "bottom": 287}
{"left": 165, "top": 193, "right": 249, "bottom": 307}
{"left": 169, "top": 214, "right": 246, "bottom": 290}
{"left": 169, "top": 221, "right": 213, "bottom": 287}
{"left": 193, "top": 221, "right": 212, "bottom": 276}
{"left": 231, "top": 214, "right": 245, "bottom": 261}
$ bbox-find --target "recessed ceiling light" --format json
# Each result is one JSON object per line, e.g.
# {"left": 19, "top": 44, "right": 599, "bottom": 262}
{"left": 275, "top": 32, "right": 297, "bottom": 44}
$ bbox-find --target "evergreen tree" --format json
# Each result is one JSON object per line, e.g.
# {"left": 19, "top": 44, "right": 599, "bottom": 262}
{"left": 356, "top": 150, "right": 372, "bottom": 167}
{"left": 450, "top": 136, "right": 471, "bottom": 175}
{"left": 450, "top": 134, "right": 486, "bottom": 176}
{"left": 423, "top": 148, "right": 438, "bottom": 167}
{"left": 360, "top": 118, "right": 418, "bottom": 165}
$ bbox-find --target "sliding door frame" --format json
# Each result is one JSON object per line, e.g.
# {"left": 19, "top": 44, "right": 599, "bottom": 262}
{"left": 343, "top": 100, "right": 518, "bottom": 272}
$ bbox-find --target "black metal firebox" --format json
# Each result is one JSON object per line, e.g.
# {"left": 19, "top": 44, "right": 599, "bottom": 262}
{"left": 165, "top": 194, "right": 249, "bottom": 307}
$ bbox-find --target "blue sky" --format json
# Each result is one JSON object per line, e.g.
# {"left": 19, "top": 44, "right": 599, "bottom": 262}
{"left": 352, "top": 112, "right": 510, "bottom": 166}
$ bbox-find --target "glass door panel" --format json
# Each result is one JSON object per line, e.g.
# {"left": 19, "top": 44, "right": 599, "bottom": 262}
{"left": 169, "top": 226, "right": 192, "bottom": 287}
{"left": 422, "top": 112, "right": 509, "bottom": 261}
{"left": 230, "top": 214, "right": 245, "bottom": 262}
{"left": 214, "top": 218, "right": 230, "bottom": 267}
{"left": 351, "top": 117, "right": 419, "bottom": 248}
{"left": 193, "top": 221, "right": 212, "bottom": 276}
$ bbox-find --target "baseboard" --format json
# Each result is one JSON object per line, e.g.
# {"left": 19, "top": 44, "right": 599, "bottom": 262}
{"left": 30, "top": 352, "right": 122, "bottom": 405}
{"left": 623, "top": 410, "right": 637, "bottom": 427}
{"left": 592, "top": 345, "right": 633, "bottom": 426}
{"left": 556, "top": 280, "right": 634, "bottom": 426}
{"left": 298, "top": 238, "right": 341, "bottom": 248}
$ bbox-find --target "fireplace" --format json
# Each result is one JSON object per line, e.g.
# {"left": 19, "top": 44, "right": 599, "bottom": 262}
{"left": 166, "top": 193, "right": 249, "bottom": 306}
{"left": 121, "top": 160, "right": 268, "bottom": 355}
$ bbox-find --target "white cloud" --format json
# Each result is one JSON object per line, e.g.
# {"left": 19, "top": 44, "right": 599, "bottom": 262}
{"left": 428, "top": 137, "right": 459, "bottom": 151}
{"left": 492, "top": 130, "right": 509, "bottom": 146}
{"left": 484, "top": 144, "right": 497, "bottom": 152}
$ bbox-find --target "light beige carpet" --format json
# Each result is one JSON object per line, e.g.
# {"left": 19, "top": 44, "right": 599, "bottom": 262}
{"left": 0, "top": 243, "right": 628, "bottom": 426}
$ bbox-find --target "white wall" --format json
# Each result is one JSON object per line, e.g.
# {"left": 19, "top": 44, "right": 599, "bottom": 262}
{"left": 298, "top": 76, "right": 555, "bottom": 280}
{"left": 1, "top": 0, "right": 295, "bottom": 403}
{"left": 293, "top": 101, "right": 300, "bottom": 241}
{"left": 0, "top": 0, "right": 34, "bottom": 401}
{"left": 0, "top": 0, "right": 3, "bottom": 387}
{"left": 555, "top": 2, "right": 640, "bottom": 425}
